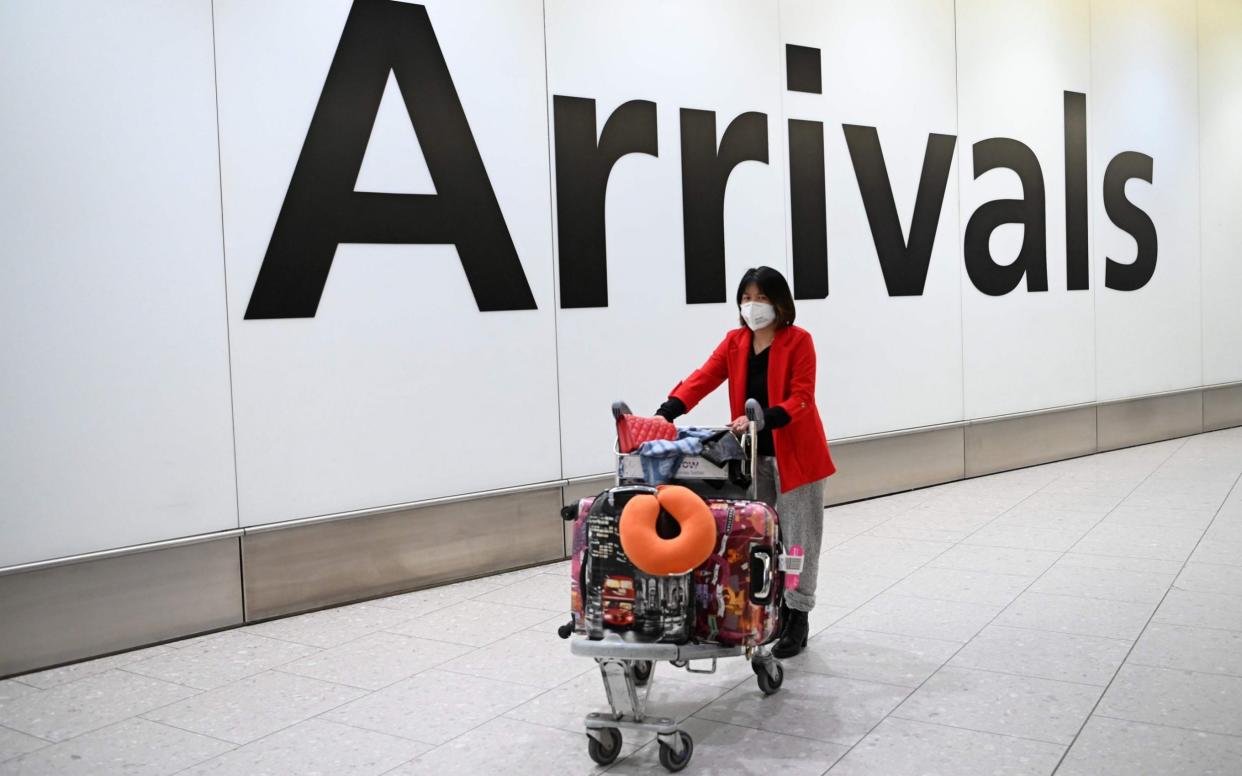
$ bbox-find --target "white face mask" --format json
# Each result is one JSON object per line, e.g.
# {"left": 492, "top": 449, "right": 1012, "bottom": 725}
{"left": 740, "top": 301, "right": 777, "bottom": 331}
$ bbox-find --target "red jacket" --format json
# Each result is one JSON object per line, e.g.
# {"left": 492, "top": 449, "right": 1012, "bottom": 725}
{"left": 669, "top": 325, "right": 836, "bottom": 494}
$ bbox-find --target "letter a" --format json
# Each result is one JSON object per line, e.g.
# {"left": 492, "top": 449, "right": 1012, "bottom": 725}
{"left": 245, "top": 0, "right": 535, "bottom": 319}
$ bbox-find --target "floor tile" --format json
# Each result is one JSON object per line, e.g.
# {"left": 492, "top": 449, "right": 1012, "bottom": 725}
{"left": 0, "top": 670, "right": 196, "bottom": 742}
{"left": 320, "top": 669, "right": 541, "bottom": 745}
{"left": 995, "top": 592, "right": 1156, "bottom": 640}
{"left": 1129, "top": 622, "right": 1242, "bottom": 676}
{"left": 0, "top": 718, "right": 231, "bottom": 776}
{"left": 16, "top": 645, "right": 175, "bottom": 690}
{"left": 1020, "top": 490, "right": 1126, "bottom": 513}
{"left": 787, "top": 627, "right": 961, "bottom": 688}
{"left": 1057, "top": 715, "right": 1242, "bottom": 776}
{"left": 503, "top": 670, "right": 726, "bottom": 745}
{"left": 437, "top": 629, "right": 594, "bottom": 689}
{"left": 526, "top": 612, "right": 575, "bottom": 635}
{"left": 1123, "top": 488, "right": 1229, "bottom": 512}
{"left": 990, "top": 506, "right": 1105, "bottom": 531}
{"left": 365, "top": 578, "right": 505, "bottom": 613}
{"left": 1152, "top": 589, "right": 1242, "bottom": 632}
{"left": 1192, "top": 537, "right": 1242, "bottom": 567}
{"left": 386, "top": 600, "right": 555, "bottom": 647}
{"left": 1174, "top": 561, "right": 1242, "bottom": 597}
{"left": 384, "top": 716, "right": 625, "bottom": 776}
{"left": 864, "top": 520, "right": 974, "bottom": 544}
{"left": 823, "top": 536, "right": 952, "bottom": 579}
{"left": 143, "top": 670, "right": 364, "bottom": 745}
{"left": 276, "top": 631, "right": 472, "bottom": 691}
{"left": 814, "top": 573, "right": 896, "bottom": 609}
{"left": 244, "top": 604, "right": 414, "bottom": 649}
{"left": 888, "top": 566, "right": 1034, "bottom": 607}
{"left": 1098, "top": 664, "right": 1242, "bottom": 736}
{"left": 1029, "top": 563, "right": 1175, "bottom": 604}
{"left": 835, "top": 592, "right": 999, "bottom": 643}
{"left": 0, "top": 725, "right": 47, "bottom": 764}
{"left": 1071, "top": 523, "right": 1203, "bottom": 562}
{"left": 928, "top": 545, "right": 1062, "bottom": 576}
{"left": 1099, "top": 505, "right": 1219, "bottom": 530}
{"left": 893, "top": 666, "right": 1102, "bottom": 744}
{"left": 963, "top": 523, "right": 1089, "bottom": 553}
{"left": 949, "top": 625, "right": 1130, "bottom": 686}
{"left": 807, "top": 605, "right": 855, "bottom": 637}
{"left": 123, "top": 631, "right": 317, "bottom": 690}
{"left": 826, "top": 717, "right": 1064, "bottom": 776}
{"left": 1037, "top": 478, "right": 1137, "bottom": 497}
{"left": 0, "top": 681, "right": 39, "bottom": 704}
{"left": 472, "top": 573, "right": 570, "bottom": 612}
{"left": 695, "top": 669, "right": 910, "bottom": 746}
{"left": 612, "top": 716, "right": 848, "bottom": 775}
{"left": 177, "top": 718, "right": 427, "bottom": 776}
{"left": 1056, "top": 552, "right": 1185, "bottom": 575}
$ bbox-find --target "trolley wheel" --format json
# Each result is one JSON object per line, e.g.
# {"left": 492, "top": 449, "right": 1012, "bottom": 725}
{"left": 587, "top": 727, "right": 622, "bottom": 766}
{"left": 658, "top": 731, "right": 694, "bottom": 772}
{"left": 755, "top": 662, "right": 784, "bottom": 695}
{"left": 633, "top": 660, "right": 653, "bottom": 686}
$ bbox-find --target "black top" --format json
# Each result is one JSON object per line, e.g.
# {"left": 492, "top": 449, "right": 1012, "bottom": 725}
{"left": 749, "top": 346, "right": 790, "bottom": 455}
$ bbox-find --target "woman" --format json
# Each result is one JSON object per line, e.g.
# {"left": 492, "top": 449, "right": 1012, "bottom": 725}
{"left": 655, "top": 266, "right": 835, "bottom": 658}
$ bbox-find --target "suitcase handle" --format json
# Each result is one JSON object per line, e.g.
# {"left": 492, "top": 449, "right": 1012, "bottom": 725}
{"left": 749, "top": 544, "right": 774, "bottom": 605}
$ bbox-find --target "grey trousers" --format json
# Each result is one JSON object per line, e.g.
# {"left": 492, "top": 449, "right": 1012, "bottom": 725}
{"left": 755, "top": 456, "right": 825, "bottom": 613}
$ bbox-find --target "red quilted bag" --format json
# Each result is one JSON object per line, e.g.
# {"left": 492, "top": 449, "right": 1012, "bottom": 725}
{"left": 617, "top": 415, "right": 677, "bottom": 453}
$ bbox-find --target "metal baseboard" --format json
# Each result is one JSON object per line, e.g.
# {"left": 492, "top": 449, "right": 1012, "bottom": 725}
{"left": 0, "top": 538, "right": 242, "bottom": 678}
{"left": 825, "top": 426, "right": 965, "bottom": 506}
{"left": 1098, "top": 390, "right": 1205, "bottom": 451}
{"left": 240, "top": 487, "right": 565, "bottom": 621}
{"left": 965, "top": 405, "right": 1098, "bottom": 477}
{"left": 1204, "top": 383, "right": 1242, "bottom": 432}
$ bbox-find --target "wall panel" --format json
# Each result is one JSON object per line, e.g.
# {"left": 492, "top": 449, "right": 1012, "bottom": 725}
{"left": 214, "top": 0, "right": 563, "bottom": 525}
{"left": 955, "top": 0, "right": 1096, "bottom": 418}
{"left": 779, "top": 0, "right": 965, "bottom": 440}
{"left": 1091, "top": 0, "right": 1201, "bottom": 401}
{"left": 545, "top": 0, "right": 787, "bottom": 477}
{"left": 0, "top": 1, "right": 238, "bottom": 566}
{"left": 1199, "top": 0, "right": 1242, "bottom": 385}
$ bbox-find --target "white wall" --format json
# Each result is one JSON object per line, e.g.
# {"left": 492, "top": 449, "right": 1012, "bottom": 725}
{"left": 780, "top": 0, "right": 964, "bottom": 439}
{"left": 1091, "top": 0, "right": 1201, "bottom": 401}
{"left": 0, "top": 1, "right": 237, "bottom": 567}
{"left": 956, "top": 0, "right": 1095, "bottom": 418}
{"left": 1200, "top": 0, "right": 1242, "bottom": 386}
{"left": 3, "top": 0, "right": 1241, "bottom": 566}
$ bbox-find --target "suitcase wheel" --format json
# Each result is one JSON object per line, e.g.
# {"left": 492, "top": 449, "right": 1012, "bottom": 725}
{"left": 753, "top": 660, "right": 784, "bottom": 695}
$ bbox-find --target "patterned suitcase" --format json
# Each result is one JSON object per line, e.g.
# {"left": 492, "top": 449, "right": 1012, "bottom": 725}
{"left": 693, "top": 498, "right": 784, "bottom": 647}
{"left": 567, "top": 487, "right": 694, "bottom": 643}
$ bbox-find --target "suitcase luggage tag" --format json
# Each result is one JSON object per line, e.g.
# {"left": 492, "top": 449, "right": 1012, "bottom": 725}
{"left": 779, "top": 545, "right": 804, "bottom": 589}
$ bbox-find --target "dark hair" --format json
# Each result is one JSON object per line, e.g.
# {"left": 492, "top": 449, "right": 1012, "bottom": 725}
{"left": 736, "top": 266, "right": 795, "bottom": 327}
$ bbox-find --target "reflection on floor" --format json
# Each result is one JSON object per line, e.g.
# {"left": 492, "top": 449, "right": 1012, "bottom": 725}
{"left": 3, "top": 427, "right": 1242, "bottom": 775}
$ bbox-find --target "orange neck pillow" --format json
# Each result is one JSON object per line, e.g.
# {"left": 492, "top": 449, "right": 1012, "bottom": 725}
{"left": 619, "top": 485, "right": 717, "bottom": 576}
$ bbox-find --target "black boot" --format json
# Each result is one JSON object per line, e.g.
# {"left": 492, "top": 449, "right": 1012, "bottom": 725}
{"left": 772, "top": 608, "right": 809, "bottom": 658}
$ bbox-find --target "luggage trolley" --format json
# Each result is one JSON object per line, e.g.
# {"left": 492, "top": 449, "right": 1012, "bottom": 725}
{"left": 569, "top": 399, "right": 784, "bottom": 772}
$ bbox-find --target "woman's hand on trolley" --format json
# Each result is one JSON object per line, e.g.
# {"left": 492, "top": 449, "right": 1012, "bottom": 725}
{"left": 728, "top": 415, "right": 749, "bottom": 435}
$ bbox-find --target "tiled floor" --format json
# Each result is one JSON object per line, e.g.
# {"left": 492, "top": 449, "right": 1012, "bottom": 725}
{"left": 2, "top": 428, "right": 1242, "bottom": 775}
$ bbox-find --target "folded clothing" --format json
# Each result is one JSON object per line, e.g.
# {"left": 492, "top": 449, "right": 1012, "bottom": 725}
{"left": 637, "top": 426, "right": 746, "bottom": 485}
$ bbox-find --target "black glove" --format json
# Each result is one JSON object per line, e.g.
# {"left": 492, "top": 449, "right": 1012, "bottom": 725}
{"left": 654, "top": 397, "right": 687, "bottom": 422}
{"left": 764, "top": 406, "right": 791, "bottom": 429}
